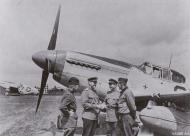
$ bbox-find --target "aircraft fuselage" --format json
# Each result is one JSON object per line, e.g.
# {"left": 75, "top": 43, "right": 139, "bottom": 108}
{"left": 33, "top": 50, "right": 188, "bottom": 99}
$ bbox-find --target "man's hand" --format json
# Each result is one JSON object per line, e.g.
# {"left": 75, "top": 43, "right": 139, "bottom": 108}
{"left": 96, "top": 103, "right": 106, "bottom": 110}
{"left": 132, "top": 114, "right": 137, "bottom": 120}
{"left": 100, "top": 103, "right": 107, "bottom": 109}
{"left": 69, "top": 110, "right": 74, "bottom": 116}
{"left": 131, "top": 111, "right": 137, "bottom": 120}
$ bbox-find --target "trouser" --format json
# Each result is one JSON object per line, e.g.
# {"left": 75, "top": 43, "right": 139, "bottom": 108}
{"left": 118, "top": 114, "right": 134, "bottom": 136}
{"left": 106, "top": 122, "right": 117, "bottom": 136}
{"left": 82, "top": 118, "right": 98, "bottom": 136}
{"left": 57, "top": 113, "right": 77, "bottom": 136}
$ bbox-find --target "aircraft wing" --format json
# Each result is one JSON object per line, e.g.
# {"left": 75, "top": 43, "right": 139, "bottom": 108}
{"left": 135, "top": 92, "right": 190, "bottom": 110}
{"left": 0, "top": 81, "right": 18, "bottom": 89}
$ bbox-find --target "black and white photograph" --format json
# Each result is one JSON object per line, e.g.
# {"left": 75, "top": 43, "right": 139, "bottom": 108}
{"left": 0, "top": 0, "right": 190, "bottom": 136}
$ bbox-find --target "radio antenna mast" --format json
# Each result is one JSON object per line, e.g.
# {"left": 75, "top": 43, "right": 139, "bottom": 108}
{"left": 169, "top": 54, "right": 173, "bottom": 69}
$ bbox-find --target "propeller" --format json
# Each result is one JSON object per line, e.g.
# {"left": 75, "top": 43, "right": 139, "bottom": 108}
{"left": 36, "top": 70, "right": 49, "bottom": 113}
{"left": 48, "top": 5, "right": 61, "bottom": 50}
{"left": 35, "top": 5, "right": 61, "bottom": 113}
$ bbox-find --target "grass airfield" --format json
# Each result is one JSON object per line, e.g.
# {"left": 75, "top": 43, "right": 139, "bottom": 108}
{"left": 0, "top": 95, "right": 107, "bottom": 136}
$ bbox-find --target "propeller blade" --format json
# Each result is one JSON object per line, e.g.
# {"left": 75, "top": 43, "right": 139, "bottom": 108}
{"left": 48, "top": 5, "right": 61, "bottom": 50}
{"left": 45, "top": 59, "right": 49, "bottom": 72}
{"left": 35, "top": 70, "right": 49, "bottom": 113}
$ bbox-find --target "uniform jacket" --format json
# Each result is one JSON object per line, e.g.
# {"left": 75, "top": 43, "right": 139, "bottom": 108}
{"left": 59, "top": 89, "right": 77, "bottom": 112}
{"left": 58, "top": 89, "right": 78, "bottom": 129}
{"left": 81, "top": 88, "right": 100, "bottom": 120}
{"left": 105, "top": 90, "right": 120, "bottom": 122}
{"left": 118, "top": 87, "right": 136, "bottom": 115}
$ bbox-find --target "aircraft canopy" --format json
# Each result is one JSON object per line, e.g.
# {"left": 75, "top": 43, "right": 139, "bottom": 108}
{"left": 138, "top": 62, "right": 185, "bottom": 83}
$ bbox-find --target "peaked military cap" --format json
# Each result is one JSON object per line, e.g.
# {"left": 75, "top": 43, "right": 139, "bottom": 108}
{"left": 88, "top": 77, "right": 98, "bottom": 82}
{"left": 109, "top": 78, "right": 118, "bottom": 84}
{"left": 68, "top": 77, "right": 79, "bottom": 85}
{"left": 118, "top": 78, "right": 128, "bottom": 83}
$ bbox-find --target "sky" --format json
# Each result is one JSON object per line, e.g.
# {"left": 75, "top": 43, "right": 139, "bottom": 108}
{"left": 0, "top": 0, "right": 189, "bottom": 88}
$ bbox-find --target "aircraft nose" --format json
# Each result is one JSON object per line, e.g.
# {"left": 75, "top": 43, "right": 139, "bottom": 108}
{"left": 32, "top": 51, "right": 48, "bottom": 70}
{"left": 32, "top": 50, "right": 57, "bottom": 72}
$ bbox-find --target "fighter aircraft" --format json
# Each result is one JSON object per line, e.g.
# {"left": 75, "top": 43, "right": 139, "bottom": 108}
{"left": 32, "top": 6, "right": 190, "bottom": 135}
{"left": 0, "top": 81, "right": 39, "bottom": 95}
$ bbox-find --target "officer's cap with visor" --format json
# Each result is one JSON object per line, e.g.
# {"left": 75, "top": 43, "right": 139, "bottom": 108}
{"left": 88, "top": 77, "right": 98, "bottom": 83}
{"left": 118, "top": 78, "right": 128, "bottom": 84}
{"left": 68, "top": 77, "right": 79, "bottom": 85}
{"left": 109, "top": 78, "right": 118, "bottom": 85}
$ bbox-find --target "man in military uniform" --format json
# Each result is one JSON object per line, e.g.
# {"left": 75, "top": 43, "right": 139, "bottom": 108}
{"left": 117, "top": 78, "right": 137, "bottom": 136}
{"left": 57, "top": 77, "right": 79, "bottom": 136}
{"left": 105, "top": 78, "right": 120, "bottom": 136}
{"left": 81, "top": 77, "right": 101, "bottom": 136}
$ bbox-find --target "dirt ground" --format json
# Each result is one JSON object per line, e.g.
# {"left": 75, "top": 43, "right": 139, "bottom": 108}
{"left": 0, "top": 95, "right": 106, "bottom": 136}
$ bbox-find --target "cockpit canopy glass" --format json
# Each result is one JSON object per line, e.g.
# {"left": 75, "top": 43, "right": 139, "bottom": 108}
{"left": 138, "top": 62, "right": 185, "bottom": 83}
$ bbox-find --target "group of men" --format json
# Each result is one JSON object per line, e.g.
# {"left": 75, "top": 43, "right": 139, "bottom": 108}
{"left": 57, "top": 76, "right": 138, "bottom": 136}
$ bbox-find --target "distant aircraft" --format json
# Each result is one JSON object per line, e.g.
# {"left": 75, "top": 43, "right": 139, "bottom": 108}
{"left": 32, "top": 6, "right": 190, "bottom": 135}
{"left": 0, "top": 81, "right": 39, "bottom": 95}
